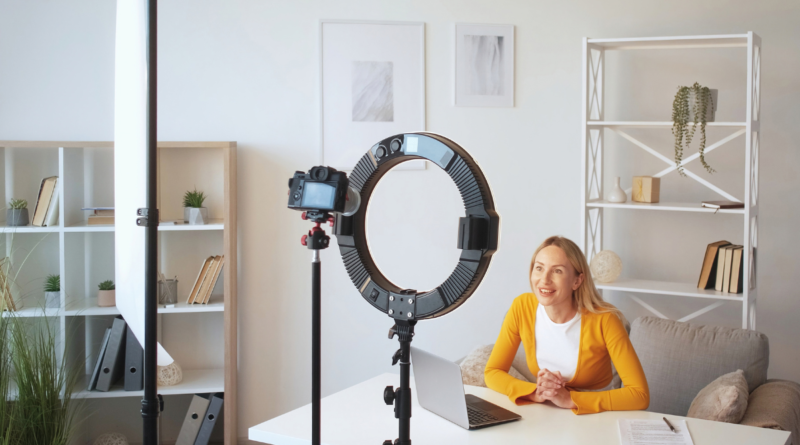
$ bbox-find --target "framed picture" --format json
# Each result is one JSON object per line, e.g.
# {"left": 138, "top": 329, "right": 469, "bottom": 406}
{"left": 454, "top": 23, "right": 515, "bottom": 107}
{"left": 320, "top": 20, "right": 426, "bottom": 171}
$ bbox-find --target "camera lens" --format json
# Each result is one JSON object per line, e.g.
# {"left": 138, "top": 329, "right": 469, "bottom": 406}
{"left": 376, "top": 146, "right": 386, "bottom": 159}
{"left": 390, "top": 139, "right": 401, "bottom": 153}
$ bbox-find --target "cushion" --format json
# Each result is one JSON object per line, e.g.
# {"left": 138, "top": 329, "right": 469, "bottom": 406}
{"left": 687, "top": 369, "right": 749, "bottom": 423}
{"left": 460, "top": 344, "right": 529, "bottom": 387}
{"left": 630, "top": 317, "right": 769, "bottom": 416}
{"left": 741, "top": 379, "right": 800, "bottom": 445}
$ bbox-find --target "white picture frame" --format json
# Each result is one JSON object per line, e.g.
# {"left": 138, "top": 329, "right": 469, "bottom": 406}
{"left": 320, "top": 20, "right": 426, "bottom": 171}
{"left": 454, "top": 23, "right": 515, "bottom": 107}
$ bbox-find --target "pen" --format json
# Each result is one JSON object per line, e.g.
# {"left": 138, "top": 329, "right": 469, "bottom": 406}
{"left": 663, "top": 417, "right": 677, "bottom": 433}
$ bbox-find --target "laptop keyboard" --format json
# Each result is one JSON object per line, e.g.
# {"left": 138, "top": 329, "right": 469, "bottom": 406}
{"left": 467, "top": 405, "right": 499, "bottom": 426}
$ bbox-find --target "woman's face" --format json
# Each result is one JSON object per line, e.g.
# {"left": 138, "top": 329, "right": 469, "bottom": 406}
{"left": 530, "top": 245, "right": 584, "bottom": 308}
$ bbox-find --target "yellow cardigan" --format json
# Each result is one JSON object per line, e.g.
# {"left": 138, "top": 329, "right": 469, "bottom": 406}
{"left": 484, "top": 293, "right": 649, "bottom": 414}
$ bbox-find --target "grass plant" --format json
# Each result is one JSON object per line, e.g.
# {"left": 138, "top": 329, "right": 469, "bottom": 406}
{"left": 44, "top": 275, "right": 60, "bottom": 293}
{"left": 98, "top": 280, "right": 115, "bottom": 291}
{"left": 183, "top": 189, "right": 207, "bottom": 208}
{"left": 7, "top": 199, "right": 27, "bottom": 210}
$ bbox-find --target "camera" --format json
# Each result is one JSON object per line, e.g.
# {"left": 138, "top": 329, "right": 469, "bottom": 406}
{"left": 287, "top": 166, "right": 349, "bottom": 213}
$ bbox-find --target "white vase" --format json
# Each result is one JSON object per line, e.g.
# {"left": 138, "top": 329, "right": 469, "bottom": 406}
{"left": 45, "top": 291, "right": 60, "bottom": 308}
{"left": 184, "top": 207, "right": 208, "bottom": 225}
{"left": 607, "top": 177, "right": 627, "bottom": 203}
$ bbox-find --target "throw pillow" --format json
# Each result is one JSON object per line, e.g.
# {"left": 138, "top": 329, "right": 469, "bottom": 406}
{"left": 687, "top": 369, "right": 749, "bottom": 423}
{"left": 740, "top": 379, "right": 800, "bottom": 445}
{"left": 460, "top": 344, "right": 529, "bottom": 387}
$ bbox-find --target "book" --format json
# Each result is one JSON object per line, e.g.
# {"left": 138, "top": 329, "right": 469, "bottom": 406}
{"left": 195, "top": 256, "right": 221, "bottom": 305}
{"left": 697, "top": 240, "right": 731, "bottom": 289}
{"left": 32, "top": 176, "right": 58, "bottom": 227}
{"left": 198, "top": 256, "right": 224, "bottom": 304}
{"left": 176, "top": 394, "right": 211, "bottom": 445}
{"left": 44, "top": 183, "right": 60, "bottom": 226}
{"left": 96, "top": 317, "right": 127, "bottom": 392}
{"left": 729, "top": 246, "right": 744, "bottom": 293}
{"left": 194, "top": 393, "right": 224, "bottom": 445}
{"left": 720, "top": 245, "right": 741, "bottom": 293}
{"left": 89, "top": 328, "right": 113, "bottom": 391}
{"left": 88, "top": 215, "right": 115, "bottom": 225}
{"left": 715, "top": 246, "right": 732, "bottom": 292}
{"left": 82, "top": 207, "right": 115, "bottom": 217}
{"left": 187, "top": 257, "right": 215, "bottom": 304}
{"left": 701, "top": 200, "right": 745, "bottom": 209}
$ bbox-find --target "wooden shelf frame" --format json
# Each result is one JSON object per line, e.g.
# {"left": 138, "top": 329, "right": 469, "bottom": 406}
{"left": 579, "top": 33, "right": 761, "bottom": 330}
{"left": 0, "top": 141, "right": 238, "bottom": 444}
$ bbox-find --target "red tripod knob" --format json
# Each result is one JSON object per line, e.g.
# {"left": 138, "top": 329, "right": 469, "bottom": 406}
{"left": 301, "top": 234, "right": 308, "bottom": 246}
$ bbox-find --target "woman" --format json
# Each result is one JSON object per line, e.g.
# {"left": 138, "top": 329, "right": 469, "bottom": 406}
{"left": 484, "top": 236, "right": 649, "bottom": 414}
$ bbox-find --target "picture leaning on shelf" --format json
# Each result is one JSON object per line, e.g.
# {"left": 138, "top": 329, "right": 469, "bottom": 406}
{"left": 31, "top": 176, "right": 59, "bottom": 227}
{"left": 697, "top": 240, "right": 744, "bottom": 294}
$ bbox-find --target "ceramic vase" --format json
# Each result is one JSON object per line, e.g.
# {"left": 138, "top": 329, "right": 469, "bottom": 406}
{"left": 45, "top": 291, "right": 60, "bottom": 308}
{"left": 98, "top": 290, "right": 116, "bottom": 307}
{"left": 607, "top": 177, "right": 627, "bottom": 203}
{"left": 7, "top": 209, "right": 29, "bottom": 226}
{"left": 184, "top": 207, "right": 208, "bottom": 225}
{"left": 687, "top": 88, "right": 718, "bottom": 122}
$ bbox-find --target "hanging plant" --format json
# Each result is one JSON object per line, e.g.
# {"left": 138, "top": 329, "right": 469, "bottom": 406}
{"left": 672, "top": 82, "right": 715, "bottom": 176}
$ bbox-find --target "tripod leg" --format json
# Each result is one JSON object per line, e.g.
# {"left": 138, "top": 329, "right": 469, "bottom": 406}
{"left": 312, "top": 251, "right": 321, "bottom": 445}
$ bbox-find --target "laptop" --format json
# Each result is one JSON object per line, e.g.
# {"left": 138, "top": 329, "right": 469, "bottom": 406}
{"left": 410, "top": 346, "right": 521, "bottom": 430}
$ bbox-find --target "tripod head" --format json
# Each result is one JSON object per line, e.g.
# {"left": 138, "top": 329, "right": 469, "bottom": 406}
{"left": 299, "top": 211, "right": 334, "bottom": 250}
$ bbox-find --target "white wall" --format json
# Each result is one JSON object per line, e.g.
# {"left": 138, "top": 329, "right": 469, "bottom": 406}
{"left": 1, "top": 0, "right": 799, "bottom": 440}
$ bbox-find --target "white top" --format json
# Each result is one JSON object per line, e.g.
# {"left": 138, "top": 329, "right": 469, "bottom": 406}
{"left": 249, "top": 373, "right": 791, "bottom": 445}
{"left": 535, "top": 304, "right": 581, "bottom": 381}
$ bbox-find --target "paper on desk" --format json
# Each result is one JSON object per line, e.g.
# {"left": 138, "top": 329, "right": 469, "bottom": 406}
{"left": 618, "top": 419, "right": 694, "bottom": 445}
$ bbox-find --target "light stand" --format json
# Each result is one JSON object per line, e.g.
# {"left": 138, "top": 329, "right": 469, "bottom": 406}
{"left": 382, "top": 320, "right": 416, "bottom": 445}
{"left": 135, "top": 0, "right": 163, "bottom": 442}
{"left": 299, "top": 210, "right": 334, "bottom": 445}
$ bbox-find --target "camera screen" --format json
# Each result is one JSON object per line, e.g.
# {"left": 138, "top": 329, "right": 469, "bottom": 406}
{"left": 300, "top": 182, "right": 336, "bottom": 210}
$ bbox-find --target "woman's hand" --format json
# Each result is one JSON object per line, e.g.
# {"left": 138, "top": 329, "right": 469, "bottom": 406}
{"left": 539, "top": 386, "right": 577, "bottom": 409}
{"left": 522, "top": 368, "right": 563, "bottom": 403}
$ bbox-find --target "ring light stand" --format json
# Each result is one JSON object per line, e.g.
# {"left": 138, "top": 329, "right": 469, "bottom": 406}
{"left": 333, "top": 132, "right": 500, "bottom": 445}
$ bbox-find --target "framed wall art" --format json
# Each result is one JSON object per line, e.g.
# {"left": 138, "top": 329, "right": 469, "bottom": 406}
{"left": 454, "top": 23, "right": 515, "bottom": 107}
{"left": 320, "top": 20, "right": 426, "bottom": 171}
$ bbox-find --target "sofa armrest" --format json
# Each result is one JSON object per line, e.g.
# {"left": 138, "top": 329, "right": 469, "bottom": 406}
{"left": 740, "top": 379, "right": 800, "bottom": 445}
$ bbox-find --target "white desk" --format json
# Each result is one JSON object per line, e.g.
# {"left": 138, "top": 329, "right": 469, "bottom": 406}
{"left": 249, "top": 373, "right": 790, "bottom": 445}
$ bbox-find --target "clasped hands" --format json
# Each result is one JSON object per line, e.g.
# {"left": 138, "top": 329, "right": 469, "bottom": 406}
{"left": 523, "top": 368, "right": 577, "bottom": 409}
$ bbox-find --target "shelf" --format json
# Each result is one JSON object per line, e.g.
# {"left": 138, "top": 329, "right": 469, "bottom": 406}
{"left": 587, "top": 121, "right": 746, "bottom": 128}
{"left": 587, "top": 200, "right": 745, "bottom": 214}
{"left": 587, "top": 34, "right": 748, "bottom": 50}
{"left": 62, "top": 219, "right": 225, "bottom": 232}
{"left": 64, "top": 300, "right": 225, "bottom": 316}
{"left": 0, "top": 224, "right": 60, "bottom": 233}
{"left": 1, "top": 307, "right": 61, "bottom": 318}
{"left": 74, "top": 368, "right": 224, "bottom": 399}
{"left": 596, "top": 278, "right": 743, "bottom": 301}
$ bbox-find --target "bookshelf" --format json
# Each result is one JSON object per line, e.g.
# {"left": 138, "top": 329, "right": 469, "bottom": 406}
{"left": 0, "top": 141, "right": 238, "bottom": 444}
{"left": 580, "top": 33, "right": 761, "bottom": 330}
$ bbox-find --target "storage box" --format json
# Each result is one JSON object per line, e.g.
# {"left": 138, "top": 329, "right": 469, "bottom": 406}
{"left": 632, "top": 176, "right": 660, "bottom": 203}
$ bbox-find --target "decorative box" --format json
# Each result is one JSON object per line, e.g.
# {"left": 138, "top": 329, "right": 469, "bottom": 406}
{"left": 632, "top": 176, "right": 660, "bottom": 203}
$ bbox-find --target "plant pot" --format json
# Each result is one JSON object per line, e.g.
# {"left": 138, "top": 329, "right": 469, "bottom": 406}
{"left": 687, "top": 88, "right": 718, "bottom": 122}
{"left": 45, "top": 291, "right": 60, "bottom": 308}
{"left": 7, "top": 208, "right": 29, "bottom": 226}
{"left": 184, "top": 207, "right": 208, "bottom": 225}
{"left": 98, "top": 290, "right": 116, "bottom": 307}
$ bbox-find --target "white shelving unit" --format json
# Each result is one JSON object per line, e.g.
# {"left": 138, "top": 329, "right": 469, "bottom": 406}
{"left": 580, "top": 33, "right": 761, "bottom": 330}
{"left": 1, "top": 141, "right": 238, "bottom": 444}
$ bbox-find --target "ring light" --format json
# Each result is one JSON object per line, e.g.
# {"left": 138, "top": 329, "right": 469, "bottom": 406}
{"left": 334, "top": 132, "right": 500, "bottom": 320}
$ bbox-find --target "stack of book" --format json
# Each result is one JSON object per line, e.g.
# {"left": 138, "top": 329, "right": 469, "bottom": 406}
{"left": 176, "top": 393, "right": 224, "bottom": 445}
{"left": 88, "top": 316, "right": 144, "bottom": 392}
{"left": 187, "top": 256, "right": 224, "bottom": 304}
{"left": 0, "top": 259, "right": 15, "bottom": 311}
{"left": 82, "top": 207, "right": 115, "bottom": 225}
{"left": 32, "top": 176, "right": 59, "bottom": 227}
{"left": 697, "top": 240, "right": 745, "bottom": 294}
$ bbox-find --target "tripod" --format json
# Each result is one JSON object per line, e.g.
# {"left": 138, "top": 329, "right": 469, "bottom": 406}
{"left": 299, "top": 210, "right": 333, "bottom": 445}
{"left": 383, "top": 320, "right": 416, "bottom": 445}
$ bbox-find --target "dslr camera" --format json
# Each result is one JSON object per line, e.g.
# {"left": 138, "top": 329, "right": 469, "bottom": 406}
{"left": 287, "top": 166, "right": 349, "bottom": 214}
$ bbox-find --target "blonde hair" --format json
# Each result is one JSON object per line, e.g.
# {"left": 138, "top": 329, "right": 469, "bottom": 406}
{"left": 530, "top": 236, "right": 624, "bottom": 321}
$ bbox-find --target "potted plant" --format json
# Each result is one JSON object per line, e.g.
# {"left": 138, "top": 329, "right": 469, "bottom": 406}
{"left": 672, "top": 82, "right": 718, "bottom": 176}
{"left": 183, "top": 189, "right": 208, "bottom": 225}
{"left": 7, "top": 198, "right": 29, "bottom": 226}
{"left": 97, "top": 280, "right": 116, "bottom": 307}
{"left": 44, "top": 274, "right": 60, "bottom": 308}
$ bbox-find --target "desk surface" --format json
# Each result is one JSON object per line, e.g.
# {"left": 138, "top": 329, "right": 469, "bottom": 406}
{"left": 249, "top": 373, "right": 790, "bottom": 445}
